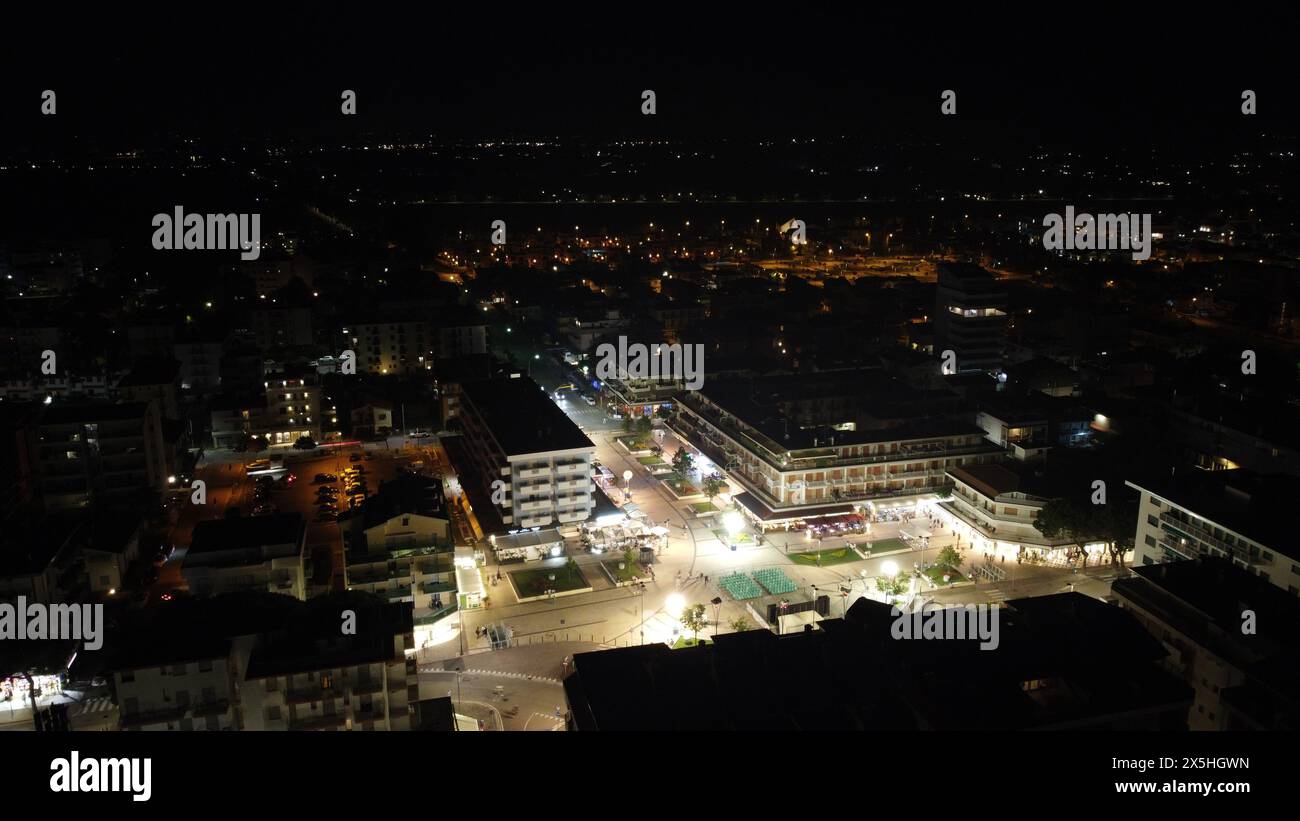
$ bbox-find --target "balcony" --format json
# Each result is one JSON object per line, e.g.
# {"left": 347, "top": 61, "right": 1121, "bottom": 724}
{"left": 515, "top": 467, "right": 549, "bottom": 480}
{"left": 556, "top": 509, "right": 587, "bottom": 523}
{"left": 521, "top": 515, "right": 553, "bottom": 528}
{"left": 351, "top": 678, "right": 383, "bottom": 696}
{"left": 516, "top": 480, "right": 552, "bottom": 494}
{"left": 518, "top": 499, "right": 551, "bottom": 513}
{"left": 1157, "top": 513, "right": 1265, "bottom": 565}
{"left": 288, "top": 712, "right": 348, "bottom": 731}
{"left": 554, "top": 478, "right": 591, "bottom": 492}
{"left": 285, "top": 685, "right": 344, "bottom": 706}
{"left": 555, "top": 461, "right": 588, "bottom": 476}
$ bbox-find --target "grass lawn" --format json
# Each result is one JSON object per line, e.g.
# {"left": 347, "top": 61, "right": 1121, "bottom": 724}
{"left": 510, "top": 565, "right": 590, "bottom": 598}
{"left": 636, "top": 455, "right": 666, "bottom": 466}
{"left": 672, "top": 637, "right": 711, "bottom": 649}
{"left": 789, "top": 546, "right": 862, "bottom": 567}
{"left": 690, "top": 501, "right": 718, "bottom": 514}
{"left": 617, "top": 435, "right": 653, "bottom": 451}
{"left": 660, "top": 472, "right": 699, "bottom": 496}
{"left": 863, "top": 538, "right": 909, "bottom": 555}
{"left": 924, "top": 565, "right": 966, "bottom": 586}
{"left": 601, "top": 560, "right": 644, "bottom": 583}
{"left": 713, "top": 530, "right": 753, "bottom": 544}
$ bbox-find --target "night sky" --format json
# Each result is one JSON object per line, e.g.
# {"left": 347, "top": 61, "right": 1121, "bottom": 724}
{"left": 2, "top": 8, "right": 1298, "bottom": 149}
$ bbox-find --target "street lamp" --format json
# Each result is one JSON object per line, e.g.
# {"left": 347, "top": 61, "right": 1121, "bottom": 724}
{"left": 722, "top": 510, "right": 743, "bottom": 551}
{"left": 666, "top": 593, "right": 685, "bottom": 619}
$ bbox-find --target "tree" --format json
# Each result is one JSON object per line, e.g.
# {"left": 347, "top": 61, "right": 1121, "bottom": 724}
{"left": 671, "top": 448, "right": 694, "bottom": 477}
{"left": 293, "top": 435, "right": 317, "bottom": 450}
{"left": 248, "top": 435, "right": 268, "bottom": 453}
{"left": 566, "top": 557, "right": 580, "bottom": 583}
{"left": 728, "top": 617, "right": 753, "bottom": 633}
{"left": 622, "top": 416, "right": 634, "bottom": 433}
{"left": 1034, "top": 495, "right": 1135, "bottom": 568}
{"left": 635, "top": 416, "right": 653, "bottom": 435}
{"left": 936, "top": 545, "right": 962, "bottom": 569}
{"left": 703, "top": 476, "right": 725, "bottom": 502}
{"left": 680, "top": 603, "right": 708, "bottom": 645}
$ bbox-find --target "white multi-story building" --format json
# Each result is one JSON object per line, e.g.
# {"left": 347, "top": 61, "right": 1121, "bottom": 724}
{"left": 1126, "top": 471, "right": 1299, "bottom": 595}
{"left": 113, "top": 641, "right": 244, "bottom": 731}
{"left": 240, "top": 602, "right": 417, "bottom": 731}
{"left": 108, "top": 596, "right": 417, "bottom": 731}
{"left": 182, "top": 513, "right": 308, "bottom": 600}
{"left": 940, "top": 463, "right": 1086, "bottom": 559}
{"left": 1112, "top": 557, "right": 1300, "bottom": 730}
{"left": 668, "top": 388, "right": 1003, "bottom": 530}
{"left": 457, "top": 377, "right": 596, "bottom": 529}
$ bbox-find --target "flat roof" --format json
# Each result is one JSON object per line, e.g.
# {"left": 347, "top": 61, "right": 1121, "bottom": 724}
{"left": 1125, "top": 469, "right": 1298, "bottom": 552}
{"left": 733, "top": 492, "right": 856, "bottom": 522}
{"left": 188, "top": 513, "right": 306, "bottom": 555}
{"left": 41, "top": 401, "right": 150, "bottom": 425}
{"left": 461, "top": 377, "right": 594, "bottom": 456}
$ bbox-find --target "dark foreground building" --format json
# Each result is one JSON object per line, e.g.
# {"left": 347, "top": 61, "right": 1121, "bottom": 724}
{"left": 564, "top": 593, "right": 1192, "bottom": 731}
{"left": 1112, "top": 557, "right": 1300, "bottom": 730}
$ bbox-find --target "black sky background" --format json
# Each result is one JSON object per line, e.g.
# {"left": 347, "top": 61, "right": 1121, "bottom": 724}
{"left": 2, "top": 6, "right": 1298, "bottom": 152}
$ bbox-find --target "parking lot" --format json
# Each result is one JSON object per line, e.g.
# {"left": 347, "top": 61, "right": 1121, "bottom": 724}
{"left": 159, "top": 443, "right": 429, "bottom": 595}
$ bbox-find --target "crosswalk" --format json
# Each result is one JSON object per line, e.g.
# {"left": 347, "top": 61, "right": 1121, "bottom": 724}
{"left": 983, "top": 587, "right": 1010, "bottom": 603}
{"left": 419, "top": 667, "right": 563, "bottom": 686}
{"left": 71, "top": 697, "right": 115, "bottom": 716}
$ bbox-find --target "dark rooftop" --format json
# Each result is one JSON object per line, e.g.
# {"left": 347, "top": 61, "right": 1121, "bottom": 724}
{"left": 360, "top": 473, "right": 448, "bottom": 532}
{"left": 461, "top": 376, "right": 593, "bottom": 456}
{"left": 565, "top": 593, "right": 1191, "bottom": 731}
{"left": 1125, "top": 469, "right": 1298, "bottom": 552}
{"left": 40, "top": 401, "right": 150, "bottom": 425}
{"left": 188, "top": 513, "right": 306, "bottom": 555}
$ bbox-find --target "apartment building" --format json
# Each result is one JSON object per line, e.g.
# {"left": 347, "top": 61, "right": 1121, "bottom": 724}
{"left": 115, "top": 357, "right": 181, "bottom": 421}
{"left": 1112, "top": 558, "right": 1300, "bottom": 730}
{"left": 349, "top": 313, "right": 487, "bottom": 376}
{"left": 934, "top": 262, "right": 1008, "bottom": 374}
{"left": 667, "top": 384, "right": 1002, "bottom": 530}
{"left": 261, "top": 367, "right": 323, "bottom": 446}
{"left": 106, "top": 593, "right": 418, "bottom": 731}
{"left": 209, "top": 369, "right": 324, "bottom": 449}
{"left": 183, "top": 514, "right": 308, "bottom": 600}
{"left": 240, "top": 601, "right": 417, "bottom": 731}
{"left": 1126, "top": 470, "right": 1300, "bottom": 595}
{"left": 345, "top": 474, "right": 456, "bottom": 632}
{"left": 112, "top": 637, "right": 243, "bottom": 731}
{"left": 174, "top": 332, "right": 226, "bottom": 392}
{"left": 37, "top": 401, "right": 168, "bottom": 511}
{"left": 940, "top": 463, "right": 1079, "bottom": 558}
{"left": 457, "top": 377, "right": 596, "bottom": 530}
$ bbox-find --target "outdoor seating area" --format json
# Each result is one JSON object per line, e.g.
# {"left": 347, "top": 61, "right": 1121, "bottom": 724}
{"left": 581, "top": 519, "right": 667, "bottom": 555}
{"left": 753, "top": 567, "right": 798, "bottom": 595}
{"left": 719, "top": 571, "right": 763, "bottom": 600}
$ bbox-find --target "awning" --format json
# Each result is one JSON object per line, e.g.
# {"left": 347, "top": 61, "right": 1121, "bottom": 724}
{"left": 733, "top": 492, "right": 856, "bottom": 523}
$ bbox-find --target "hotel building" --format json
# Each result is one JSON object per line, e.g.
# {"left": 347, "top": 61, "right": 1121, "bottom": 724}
{"left": 457, "top": 377, "right": 597, "bottom": 530}
{"left": 667, "top": 383, "right": 1003, "bottom": 529}
{"left": 1126, "top": 470, "right": 1300, "bottom": 595}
